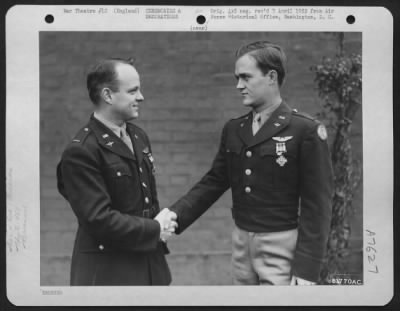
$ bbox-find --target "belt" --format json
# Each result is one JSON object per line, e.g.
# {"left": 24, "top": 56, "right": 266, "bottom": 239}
{"left": 142, "top": 206, "right": 158, "bottom": 218}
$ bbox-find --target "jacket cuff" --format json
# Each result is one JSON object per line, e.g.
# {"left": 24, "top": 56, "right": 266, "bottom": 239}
{"left": 292, "top": 252, "right": 324, "bottom": 283}
{"left": 142, "top": 218, "right": 162, "bottom": 250}
{"left": 169, "top": 198, "right": 192, "bottom": 234}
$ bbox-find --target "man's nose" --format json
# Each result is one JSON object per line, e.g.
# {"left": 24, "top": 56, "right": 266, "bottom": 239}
{"left": 137, "top": 90, "right": 144, "bottom": 101}
{"left": 236, "top": 79, "right": 244, "bottom": 90}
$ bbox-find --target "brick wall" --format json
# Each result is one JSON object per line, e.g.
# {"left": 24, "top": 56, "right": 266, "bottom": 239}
{"left": 40, "top": 32, "right": 362, "bottom": 285}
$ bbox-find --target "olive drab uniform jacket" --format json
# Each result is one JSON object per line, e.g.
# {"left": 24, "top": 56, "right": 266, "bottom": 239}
{"left": 170, "top": 102, "right": 333, "bottom": 282}
{"left": 57, "top": 115, "right": 171, "bottom": 286}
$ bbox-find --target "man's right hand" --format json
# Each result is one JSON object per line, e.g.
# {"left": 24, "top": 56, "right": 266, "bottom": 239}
{"left": 154, "top": 208, "right": 178, "bottom": 242}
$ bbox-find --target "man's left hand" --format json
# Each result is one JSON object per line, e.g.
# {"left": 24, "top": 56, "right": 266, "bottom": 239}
{"left": 290, "top": 276, "right": 316, "bottom": 286}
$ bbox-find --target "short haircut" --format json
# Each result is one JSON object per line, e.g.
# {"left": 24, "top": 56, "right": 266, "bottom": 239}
{"left": 236, "top": 41, "right": 287, "bottom": 86}
{"left": 86, "top": 57, "right": 135, "bottom": 105}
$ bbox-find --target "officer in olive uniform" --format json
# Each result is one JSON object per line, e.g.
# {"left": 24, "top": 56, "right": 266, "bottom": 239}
{"left": 168, "top": 41, "right": 333, "bottom": 285}
{"left": 57, "top": 58, "right": 174, "bottom": 285}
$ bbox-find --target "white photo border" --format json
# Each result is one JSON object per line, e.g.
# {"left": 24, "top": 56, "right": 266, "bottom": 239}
{"left": 6, "top": 5, "right": 393, "bottom": 306}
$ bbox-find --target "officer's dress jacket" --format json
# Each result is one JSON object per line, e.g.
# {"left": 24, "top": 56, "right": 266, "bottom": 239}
{"left": 170, "top": 102, "right": 333, "bottom": 282}
{"left": 57, "top": 115, "right": 171, "bottom": 286}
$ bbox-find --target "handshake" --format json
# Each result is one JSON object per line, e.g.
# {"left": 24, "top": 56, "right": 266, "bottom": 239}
{"left": 154, "top": 208, "right": 178, "bottom": 242}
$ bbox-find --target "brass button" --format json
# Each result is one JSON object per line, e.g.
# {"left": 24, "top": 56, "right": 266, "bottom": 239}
{"left": 246, "top": 151, "right": 252, "bottom": 158}
{"left": 245, "top": 169, "right": 252, "bottom": 176}
{"left": 84, "top": 128, "right": 89, "bottom": 132}
{"left": 145, "top": 197, "right": 150, "bottom": 204}
{"left": 245, "top": 186, "right": 251, "bottom": 193}
{"left": 139, "top": 167, "right": 143, "bottom": 173}
{"left": 116, "top": 171, "right": 121, "bottom": 176}
{"left": 142, "top": 182, "right": 147, "bottom": 188}
{"left": 99, "top": 244, "right": 104, "bottom": 251}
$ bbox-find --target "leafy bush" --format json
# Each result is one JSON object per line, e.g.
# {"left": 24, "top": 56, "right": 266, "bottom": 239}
{"left": 311, "top": 45, "right": 362, "bottom": 284}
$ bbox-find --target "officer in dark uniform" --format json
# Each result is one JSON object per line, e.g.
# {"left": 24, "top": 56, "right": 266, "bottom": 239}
{"left": 57, "top": 58, "right": 176, "bottom": 286}
{"left": 167, "top": 41, "right": 333, "bottom": 285}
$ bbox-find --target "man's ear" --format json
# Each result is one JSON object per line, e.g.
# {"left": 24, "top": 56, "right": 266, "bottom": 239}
{"left": 267, "top": 70, "right": 278, "bottom": 85}
{"left": 100, "top": 88, "right": 113, "bottom": 104}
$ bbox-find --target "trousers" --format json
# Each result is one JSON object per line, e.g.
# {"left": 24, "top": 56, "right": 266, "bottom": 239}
{"left": 231, "top": 225, "right": 298, "bottom": 285}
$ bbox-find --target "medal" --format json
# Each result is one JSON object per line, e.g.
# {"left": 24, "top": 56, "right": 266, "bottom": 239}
{"left": 275, "top": 142, "right": 287, "bottom": 154}
{"left": 272, "top": 136, "right": 293, "bottom": 167}
{"left": 147, "top": 152, "right": 156, "bottom": 173}
{"left": 276, "top": 154, "right": 288, "bottom": 167}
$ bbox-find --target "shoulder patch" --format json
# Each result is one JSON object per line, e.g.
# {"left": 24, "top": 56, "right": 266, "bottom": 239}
{"left": 317, "top": 124, "right": 328, "bottom": 140}
{"left": 71, "top": 127, "right": 91, "bottom": 144}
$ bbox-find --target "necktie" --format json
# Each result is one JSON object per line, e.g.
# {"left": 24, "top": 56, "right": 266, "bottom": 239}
{"left": 120, "top": 127, "right": 134, "bottom": 154}
{"left": 252, "top": 113, "right": 262, "bottom": 136}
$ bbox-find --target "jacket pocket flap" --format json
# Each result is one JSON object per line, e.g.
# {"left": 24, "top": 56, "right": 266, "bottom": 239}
{"left": 107, "top": 165, "right": 132, "bottom": 177}
{"left": 226, "top": 143, "right": 242, "bottom": 154}
{"left": 260, "top": 145, "right": 276, "bottom": 156}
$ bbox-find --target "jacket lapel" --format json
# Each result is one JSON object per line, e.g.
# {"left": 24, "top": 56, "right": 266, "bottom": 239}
{"left": 126, "top": 124, "right": 145, "bottom": 164}
{"left": 247, "top": 102, "right": 292, "bottom": 148}
{"left": 89, "top": 116, "right": 136, "bottom": 161}
{"left": 237, "top": 112, "right": 253, "bottom": 145}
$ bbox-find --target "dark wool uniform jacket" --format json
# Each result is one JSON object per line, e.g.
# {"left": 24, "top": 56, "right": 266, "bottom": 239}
{"left": 169, "top": 102, "right": 333, "bottom": 282}
{"left": 57, "top": 115, "right": 171, "bottom": 286}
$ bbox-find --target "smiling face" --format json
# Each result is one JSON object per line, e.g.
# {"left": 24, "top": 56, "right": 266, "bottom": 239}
{"left": 109, "top": 63, "right": 144, "bottom": 122}
{"left": 234, "top": 54, "right": 276, "bottom": 112}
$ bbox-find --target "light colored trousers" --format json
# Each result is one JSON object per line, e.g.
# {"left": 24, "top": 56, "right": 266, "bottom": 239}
{"left": 231, "top": 225, "right": 298, "bottom": 285}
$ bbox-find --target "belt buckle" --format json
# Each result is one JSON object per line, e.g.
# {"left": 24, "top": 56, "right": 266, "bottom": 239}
{"left": 143, "top": 209, "right": 150, "bottom": 218}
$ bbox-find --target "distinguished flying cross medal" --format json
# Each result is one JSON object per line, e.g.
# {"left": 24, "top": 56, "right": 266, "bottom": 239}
{"left": 272, "top": 136, "right": 293, "bottom": 167}
{"left": 148, "top": 153, "right": 156, "bottom": 173}
{"left": 143, "top": 147, "right": 156, "bottom": 173}
{"left": 143, "top": 147, "right": 154, "bottom": 162}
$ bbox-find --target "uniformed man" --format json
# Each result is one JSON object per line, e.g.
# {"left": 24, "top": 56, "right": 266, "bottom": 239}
{"left": 165, "top": 41, "right": 333, "bottom": 285}
{"left": 57, "top": 58, "right": 177, "bottom": 286}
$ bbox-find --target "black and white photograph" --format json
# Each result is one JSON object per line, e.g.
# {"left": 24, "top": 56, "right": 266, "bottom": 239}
{"left": 6, "top": 5, "right": 393, "bottom": 306}
{"left": 39, "top": 31, "right": 363, "bottom": 287}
